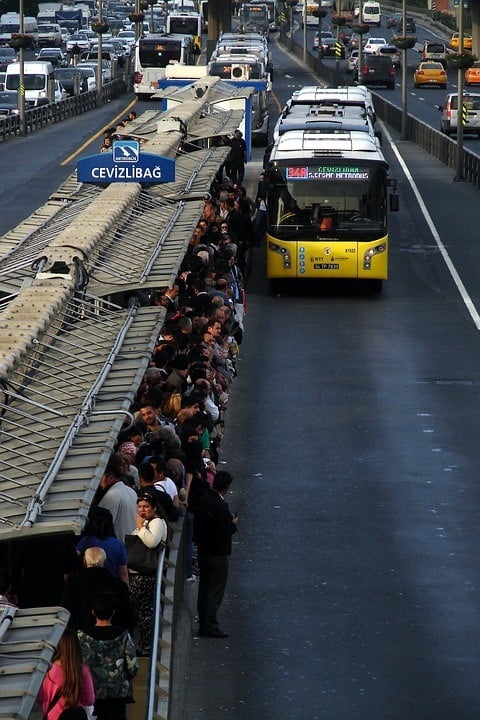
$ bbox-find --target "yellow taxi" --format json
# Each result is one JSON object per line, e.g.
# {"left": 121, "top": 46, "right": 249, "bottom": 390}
{"left": 465, "top": 60, "right": 480, "bottom": 85}
{"left": 413, "top": 61, "right": 447, "bottom": 88}
{"left": 449, "top": 32, "right": 473, "bottom": 51}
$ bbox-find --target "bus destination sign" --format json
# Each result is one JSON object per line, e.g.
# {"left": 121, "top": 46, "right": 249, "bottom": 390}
{"left": 286, "top": 165, "right": 369, "bottom": 180}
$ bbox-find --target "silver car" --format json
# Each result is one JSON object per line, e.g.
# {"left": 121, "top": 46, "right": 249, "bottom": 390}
{"left": 440, "top": 92, "right": 480, "bottom": 136}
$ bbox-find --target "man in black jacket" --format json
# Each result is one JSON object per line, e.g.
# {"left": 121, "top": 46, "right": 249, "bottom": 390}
{"left": 193, "top": 471, "right": 238, "bottom": 638}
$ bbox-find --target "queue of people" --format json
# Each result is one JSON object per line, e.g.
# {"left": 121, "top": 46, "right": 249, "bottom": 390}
{"left": 0, "top": 168, "right": 253, "bottom": 716}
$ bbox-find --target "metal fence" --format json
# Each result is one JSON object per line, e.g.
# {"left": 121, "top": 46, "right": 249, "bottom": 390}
{"left": 0, "top": 78, "right": 126, "bottom": 142}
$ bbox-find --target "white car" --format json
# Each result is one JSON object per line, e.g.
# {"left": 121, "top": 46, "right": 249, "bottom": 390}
{"left": 77, "top": 65, "right": 96, "bottom": 91}
{"left": 66, "top": 33, "right": 92, "bottom": 52}
{"left": 347, "top": 48, "right": 359, "bottom": 73}
{"left": 80, "top": 59, "right": 111, "bottom": 84}
{"left": 54, "top": 78, "right": 68, "bottom": 101}
{"left": 117, "top": 30, "right": 136, "bottom": 50}
{"left": 363, "top": 37, "right": 387, "bottom": 54}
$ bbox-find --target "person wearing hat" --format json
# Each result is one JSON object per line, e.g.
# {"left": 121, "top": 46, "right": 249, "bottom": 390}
{"left": 165, "top": 354, "right": 190, "bottom": 393}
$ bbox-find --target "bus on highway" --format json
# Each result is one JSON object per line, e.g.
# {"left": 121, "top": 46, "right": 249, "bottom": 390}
{"left": 166, "top": 11, "right": 202, "bottom": 53}
{"left": 264, "top": 129, "right": 399, "bottom": 290}
{"left": 133, "top": 33, "right": 196, "bottom": 98}
{"left": 238, "top": 3, "right": 270, "bottom": 35}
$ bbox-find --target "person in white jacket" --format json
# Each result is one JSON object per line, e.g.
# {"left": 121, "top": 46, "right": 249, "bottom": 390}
{"left": 128, "top": 491, "right": 168, "bottom": 655}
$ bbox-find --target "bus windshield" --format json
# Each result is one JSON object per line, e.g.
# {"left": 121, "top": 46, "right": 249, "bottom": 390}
{"left": 267, "top": 162, "right": 387, "bottom": 237}
{"left": 168, "top": 16, "right": 199, "bottom": 35}
{"left": 139, "top": 38, "right": 183, "bottom": 67}
{"left": 239, "top": 4, "right": 268, "bottom": 32}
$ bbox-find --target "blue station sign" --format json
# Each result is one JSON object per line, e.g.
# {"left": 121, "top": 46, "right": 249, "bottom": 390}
{"left": 77, "top": 140, "right": 176, "bottom": 184}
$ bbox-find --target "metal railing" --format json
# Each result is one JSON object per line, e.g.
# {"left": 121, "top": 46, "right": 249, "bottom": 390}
{"left": 145, "top": 515, "right": 187, "bottom": 720}
{"left": 0, "top": 78, "right": 126, "bottom": 142}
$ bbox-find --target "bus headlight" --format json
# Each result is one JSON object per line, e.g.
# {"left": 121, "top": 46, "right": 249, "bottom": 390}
{"left": 363, "top": 243, "right": 385, "bottom": 270}
{"left": 269, "top": 241, "right": 291, "bottom": 269}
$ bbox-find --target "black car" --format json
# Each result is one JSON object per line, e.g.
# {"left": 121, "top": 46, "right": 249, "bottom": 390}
{"left": 355, "top": 55, "right": 395, "bottom": 88}
{"left": 53, "top": 68, "right": 88, "bottom": 96}
{"left": 0, "top": 47, "right": 17, "bottom": 72}
{"left": 0, "top": 91, "right": 20, "bottom": 116}
{"left": 320, "top": 37, "right": 346, "bottom": 58}
{"left": 386, "top": 11, "right": 402, "bottom": 28}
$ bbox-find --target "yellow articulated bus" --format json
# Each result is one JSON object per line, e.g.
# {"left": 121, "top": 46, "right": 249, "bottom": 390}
{"left": 265, "top": 129, "right": 399, "bottom": 292}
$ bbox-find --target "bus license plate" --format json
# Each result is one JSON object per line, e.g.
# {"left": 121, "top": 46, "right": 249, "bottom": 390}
{"left": 313, "top": 263, "right": 339, "bottom": 270}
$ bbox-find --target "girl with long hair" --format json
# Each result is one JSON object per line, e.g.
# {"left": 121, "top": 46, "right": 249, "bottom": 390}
{"left": 38, "top": 629, "right": 95, "bottom": 720}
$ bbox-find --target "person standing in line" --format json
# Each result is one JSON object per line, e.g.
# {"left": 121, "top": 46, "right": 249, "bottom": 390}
{"left": 194, "top": 470, "right": 238, "bottom": 638}
{"left": 37, "top": 629, "right": 95, "bottom": 720}
{"left": 127, "top": 491, "right": 168, "bottom": 655}
{"left": 226, "top": 129, "right": 247, "bottom": 186}
{"left": 98, "top": 463, "right": 138, "bottom": 543}
{"left": 78, "top": 592, "right": 138, "bottom": 720}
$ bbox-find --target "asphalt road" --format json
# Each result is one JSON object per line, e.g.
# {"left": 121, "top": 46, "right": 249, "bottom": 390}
{"left": 2, "top": 39, "right": 480, "bottom": 720}
{"left": 181, "top": 40, "right": 480, "bottom": 720}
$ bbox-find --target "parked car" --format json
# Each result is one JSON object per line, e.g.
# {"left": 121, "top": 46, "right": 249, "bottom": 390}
{"left": 0, "top": 90, "right": 19, "bottom": 116}
{"left": 53, "top": 67, "right": 88, "bottom": 95}
{"left": 377, "top": 44, "right": 401, "bottom": 69}
{"left": 0, "top": 47, "right": 17, "bottom": 72}
{"left": 355, "top": 54, "right": 395, "bottom": 88}
{"left": 35, "top": 47, "right": 68, "bottom": 67}
{"left": 465, "top": 60, "right": 480, "bottom": 86}
{"left": 363, "top": 37, "right": 387, "bottom": 55}
{"left": 440, "top": 92, "right": 480, "bottom": 136}
{"left": 413, "top": 61, "right": 447, "bottom": 88}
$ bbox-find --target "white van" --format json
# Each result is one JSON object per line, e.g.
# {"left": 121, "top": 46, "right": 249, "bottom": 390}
{"left": 5, "top": 60, "right": 54, "bottom": 107}
{"left": 0, "top": 13, "right": 38, "bottom": 47}
{"left": 363, "top": 1, "right": 381, "bottom": 27}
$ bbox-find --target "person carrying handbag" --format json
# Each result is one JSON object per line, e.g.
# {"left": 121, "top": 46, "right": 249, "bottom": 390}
{"left": 126, "top": 491, "right": 168, "bottom": 656}
{"left": 37, "top": 629, "right": 95, "bottom": 720}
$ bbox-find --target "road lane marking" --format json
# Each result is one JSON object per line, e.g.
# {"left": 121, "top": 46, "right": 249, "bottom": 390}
{"left": 381, "top": 122, "right": 480, "bottom": 329}
{"left": 61, "top": 98, "right": 138, "bottom": 166}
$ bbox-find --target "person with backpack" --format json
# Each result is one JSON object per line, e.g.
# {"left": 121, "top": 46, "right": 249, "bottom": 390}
{"left": 77, "top": 592, "right": 138, "bottom": 720}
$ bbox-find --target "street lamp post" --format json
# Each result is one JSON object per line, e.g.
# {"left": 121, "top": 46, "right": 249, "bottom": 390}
{"left": 18, "top": 0, "right": 26, "bottom": 136}
{"left": 303, "top": 1, "right": 307, "bottom": 62}
{"left": 96, "top": 0, "right": 103, "bottom": 105}
{"left": 455, "top": 0, "right": 465, "bottom": 181}
{"left": 357, "top": 0, "right": 364, "bottom": 84}
{"left": 401, "top": 0, "right": 407, "bottom": 139}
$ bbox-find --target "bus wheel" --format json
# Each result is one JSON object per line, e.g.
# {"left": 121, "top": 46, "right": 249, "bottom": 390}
{"left": 369, "top": 279, "right": 383, "bottom": 293}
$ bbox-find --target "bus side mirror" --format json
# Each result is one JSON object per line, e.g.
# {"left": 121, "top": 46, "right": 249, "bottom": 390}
{"left": 389, "top": 193, "right": 399, "bottom": 212}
